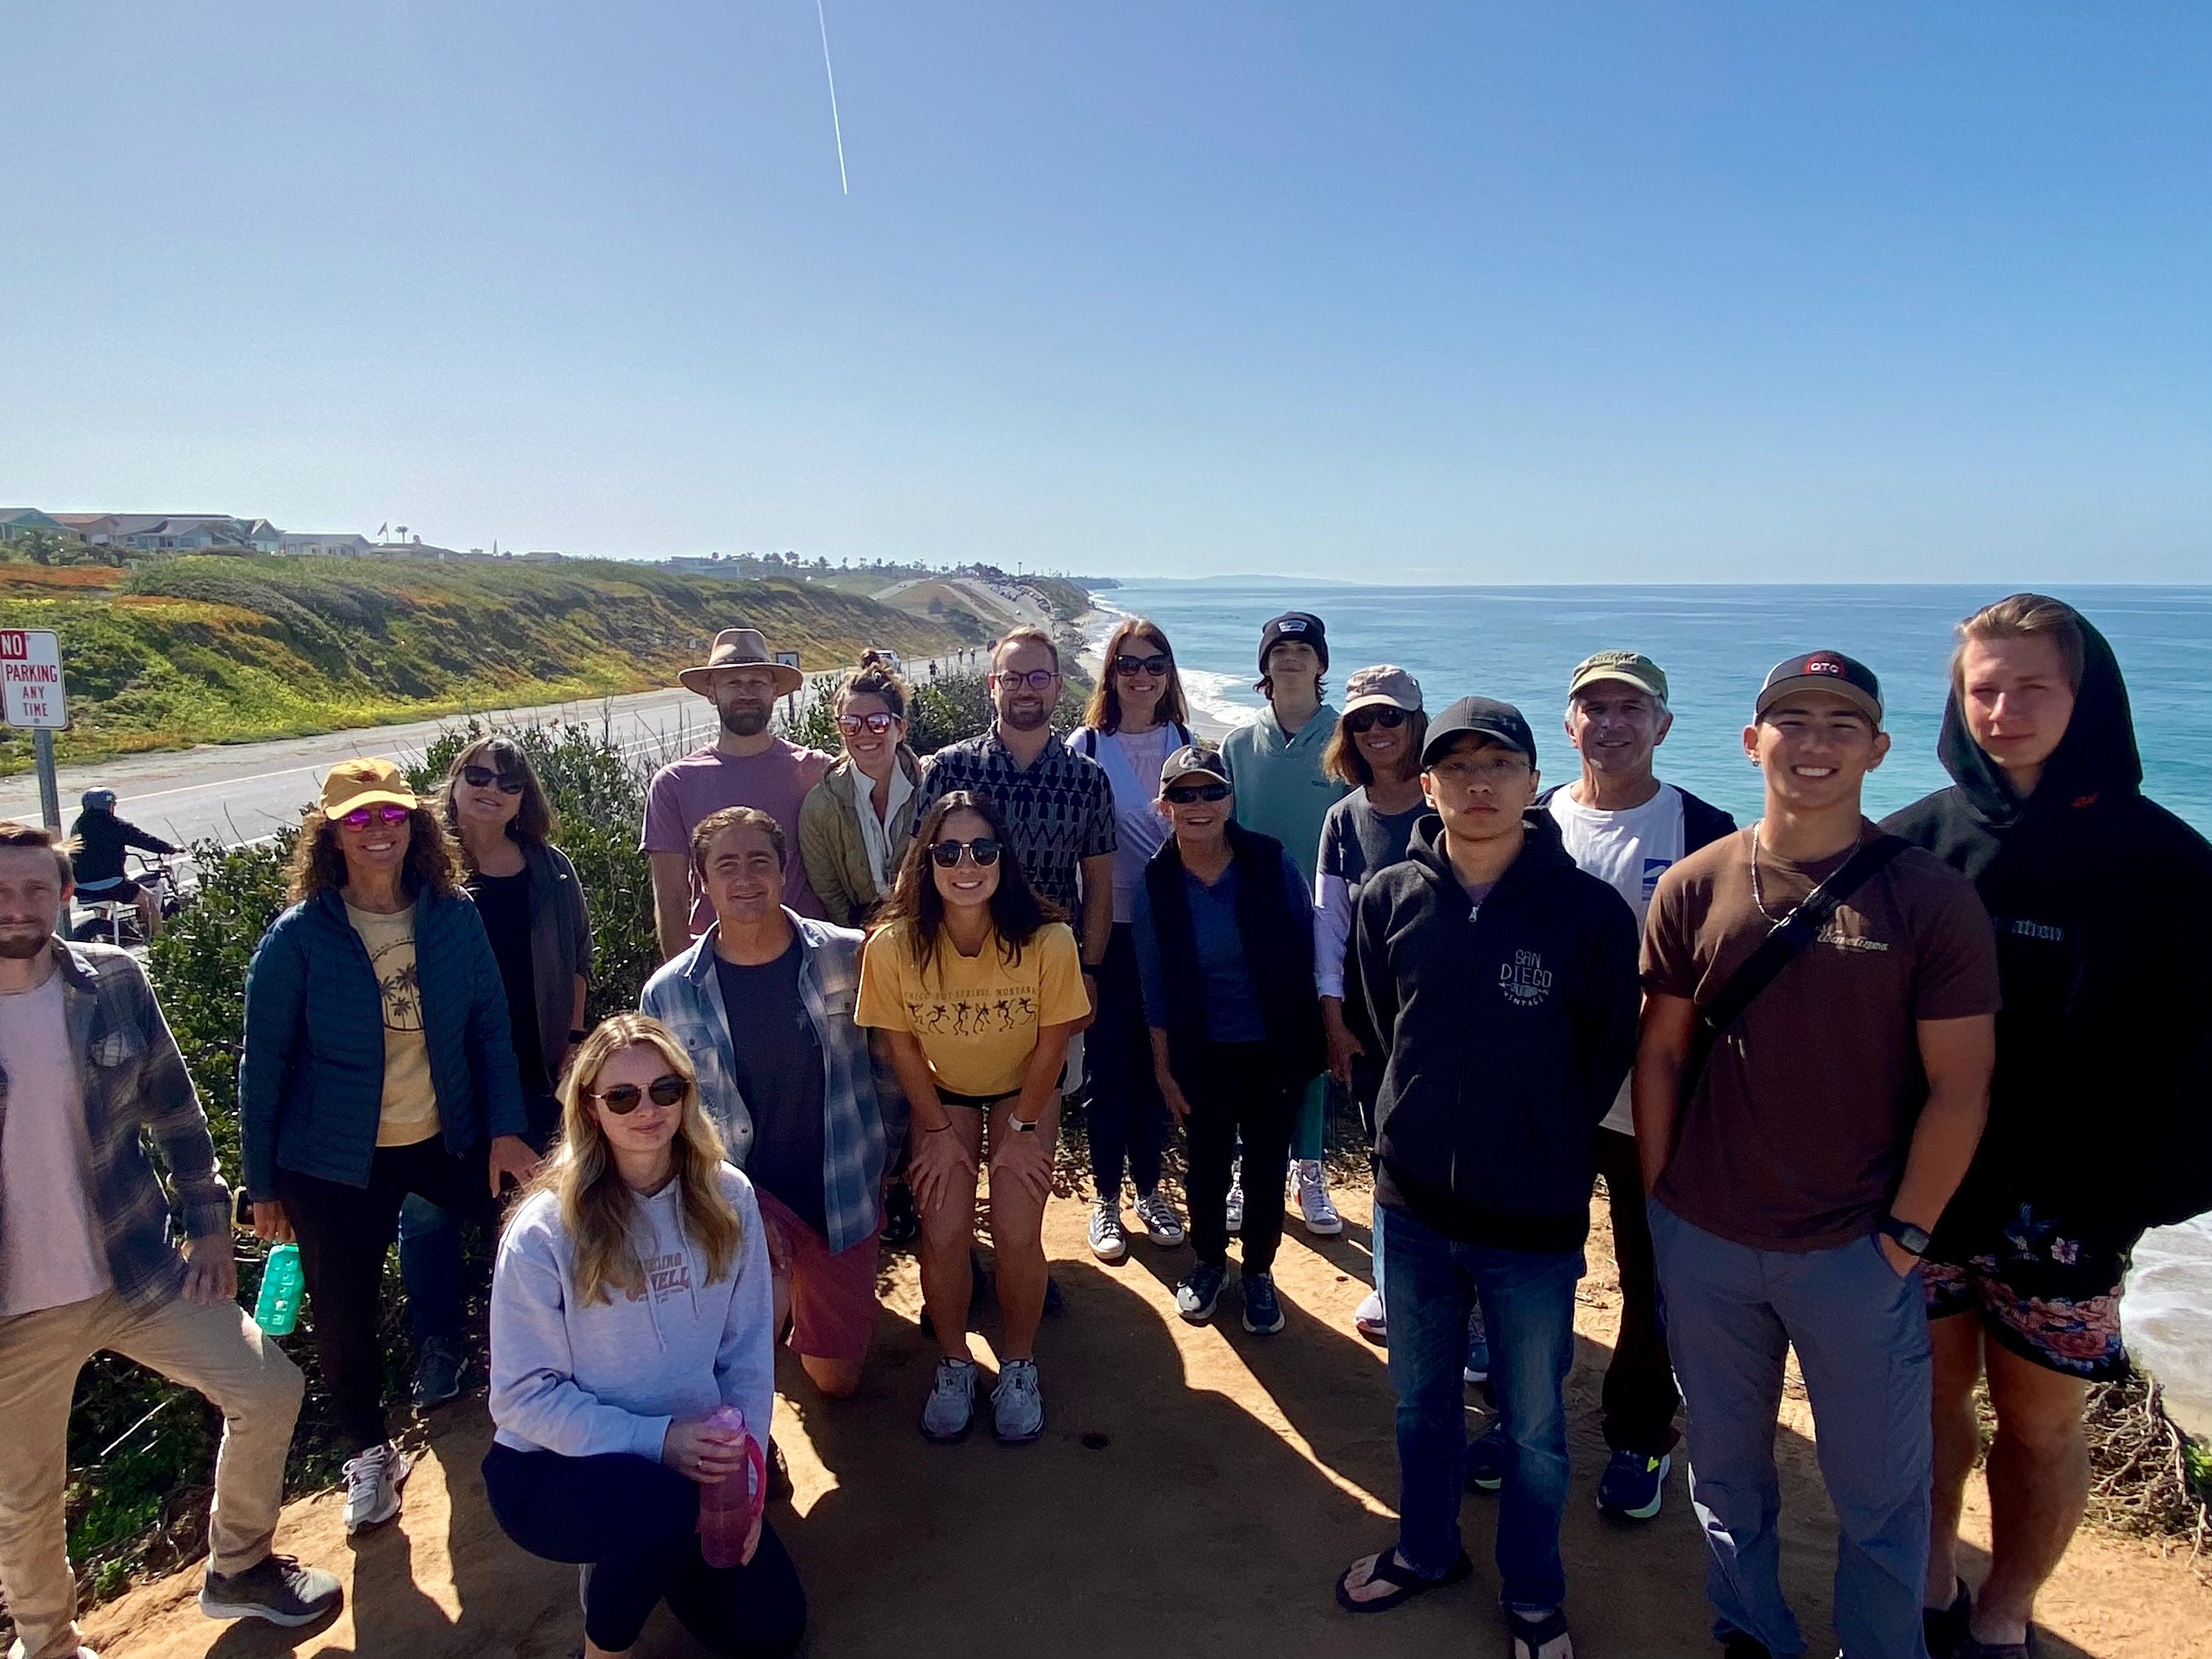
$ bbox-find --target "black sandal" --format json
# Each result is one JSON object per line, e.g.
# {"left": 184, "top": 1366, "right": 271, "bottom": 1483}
{"left": 1505, "top": 1603, "right": 1572, "bottom": 1659}
{"left": 1334, "top": 1549, "right": 1473, "bottom": 1614}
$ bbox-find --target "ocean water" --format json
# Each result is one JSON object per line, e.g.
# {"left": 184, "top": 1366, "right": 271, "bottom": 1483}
{"left": 1092, "top": 581, "right": 2212, "bottom": 1428}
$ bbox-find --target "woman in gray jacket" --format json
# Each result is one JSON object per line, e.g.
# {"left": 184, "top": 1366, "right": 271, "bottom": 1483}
{"left": 797, "top": 654, "right": 922, "bottom": 928}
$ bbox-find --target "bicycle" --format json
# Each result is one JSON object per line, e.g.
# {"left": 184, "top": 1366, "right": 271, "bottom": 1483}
{"left": 74, "top": 852, "right": 182, "bottom": 947}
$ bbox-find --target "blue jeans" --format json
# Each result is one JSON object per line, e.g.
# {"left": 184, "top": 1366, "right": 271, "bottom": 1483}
{"left": 1382, "top": 1204, "right": 1582, "bottom": 1611}
{"left": 1648, "top": 1198, "right": 1933, "bottom": 1659}
{"left": 397, "top": 1194, "right": 464, "bottom": 1347}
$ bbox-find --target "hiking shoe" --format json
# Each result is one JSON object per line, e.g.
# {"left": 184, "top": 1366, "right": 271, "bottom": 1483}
{"left": 1353, "top": 1289, "right": 1387, "bottom": 1345}
{"left": 920, "top": 1357, "right": 977, "bottom": 1442}
{"left": 198, "top": 1553, "right": 343, "bottom": 1626}
{"left": 1240, "top": 1271, "right": 1285, "bottom": 1335}
{"left": 1597, "top": 1448, "right": 1670, "bottom": 1520}
{"left": 1464, "top": 1423, "right": 1507, "bottom": 1492}
{"left": 1463, "top": 1306, "right": 1489, "bottom": 1385}
{"left": 1224, "top": 1178, "right": 1245, "bottom": 1236}
{"left": 1295, "top": 1161, "right": 1343, "bottom": 1236}
{"left": 1133, "top": 1190, "right": 1186, "bottom": 1246}
{"left": 412, "top": 1335, "right": 466, "bottom": 1408}
{"left": 342, "top": 1441, "right": 410, "bottom": 1535}
{"left": 1176, "top": 1262, "right": 1228, "bottom": 1324}
{"left": 992, "top": 1359, "right": 1044, "bottom": 1443}
{"left": 1087, "top": 1197, "right": 1129, "bottom": 1262}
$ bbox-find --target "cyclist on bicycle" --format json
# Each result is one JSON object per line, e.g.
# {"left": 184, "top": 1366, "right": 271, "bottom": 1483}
{"left": 68, "top": 788, "right": 178, "bottom": 940}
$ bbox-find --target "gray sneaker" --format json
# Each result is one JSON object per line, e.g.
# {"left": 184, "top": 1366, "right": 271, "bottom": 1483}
{"left": 412, "top": 1335, "right": 466, "bottom": 1408}
{"left": 919, "top": 1357, "right": 977, "bottom": 1443}
{"left": 1133, "top": 1190, "right": 1186, "bottom": 1246}
{"left": 992, "top": 1358, "right": 1045, "bottom": 1443}
{"left": 1086, "top": 1197, "right": 1128, "bottom": 1262}
{"left": 198, "top": 1553, "right": 343, "bottom": 1626}
{"left": 341, "top": 1441, "right": 410, "bottom": 1536}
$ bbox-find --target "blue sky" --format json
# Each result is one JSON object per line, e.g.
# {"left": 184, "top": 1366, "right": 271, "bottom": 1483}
{"left": 3, "top": 2, "right": 2207, "bottom": 581}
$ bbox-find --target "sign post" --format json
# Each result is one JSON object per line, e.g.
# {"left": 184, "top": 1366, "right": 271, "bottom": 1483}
{"left": 774, "top": 650, "right": 803, "bottom": 724}
{"left": 1, "top": 630, "right": 70, "bottom": 830}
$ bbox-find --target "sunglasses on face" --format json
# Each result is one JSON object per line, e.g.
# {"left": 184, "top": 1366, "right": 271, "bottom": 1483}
{"left": 930, "top": 837, "right": 1003, "bottom": 868}
{"left": 837, "top": 711, "right": 898, "bottom": 736}
{"left": 993, "top": 668, "right": 1059, "bottom": 691}
{"left": 591, "top": 1074, "right": 690, "bottom": 1114}
{"left": 1345, "top": 706, "right": 1409, "bottom": 733}
{"left": 1162, "top": 782, "right": 1231, "bottom": 805}
{"left": 1114, "top": 653, "right": 1173, "bottom": 678}
{"left": 339, "top": 804, "right": 412, "bottom": 829}
{"left": 461, "top": 765, "right": 526, "bottom": 795}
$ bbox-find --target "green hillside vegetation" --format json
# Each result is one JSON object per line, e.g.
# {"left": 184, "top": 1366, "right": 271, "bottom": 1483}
{"left": 0, "top": 554, "right": 963, "bottom": 771}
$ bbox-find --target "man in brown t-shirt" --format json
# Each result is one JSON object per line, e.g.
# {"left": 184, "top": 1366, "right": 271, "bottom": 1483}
{"left": 1633, "top": 651, "right": 1998, "bottom": 1659}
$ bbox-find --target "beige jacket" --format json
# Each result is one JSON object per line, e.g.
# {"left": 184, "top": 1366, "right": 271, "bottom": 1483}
{"left": 797, "top": 748, "right": 923, "bottom": 926}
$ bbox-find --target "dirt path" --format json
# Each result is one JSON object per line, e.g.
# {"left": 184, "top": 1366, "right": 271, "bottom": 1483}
{"left": 87, "top": 1190, "right": 2210, "bottom": 1657}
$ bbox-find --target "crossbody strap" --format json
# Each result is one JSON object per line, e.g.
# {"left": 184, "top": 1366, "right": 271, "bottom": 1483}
{"left": 1681, "top": 835, "right": 1912, "bottom": 1100}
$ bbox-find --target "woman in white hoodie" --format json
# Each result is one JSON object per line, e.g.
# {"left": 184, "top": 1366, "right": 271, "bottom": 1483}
{"left": 484, "top": 1013, "right": 803, "bottom": 1659}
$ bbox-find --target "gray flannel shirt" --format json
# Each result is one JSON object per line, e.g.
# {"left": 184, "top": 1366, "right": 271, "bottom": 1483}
{"left": 0, "top": 941, "right": 228, "bottom": 1313}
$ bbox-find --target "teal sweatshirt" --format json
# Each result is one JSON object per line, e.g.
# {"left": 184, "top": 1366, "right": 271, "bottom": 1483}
{"left": 1220, "top": 704, "right": 1347, "bottom": 888}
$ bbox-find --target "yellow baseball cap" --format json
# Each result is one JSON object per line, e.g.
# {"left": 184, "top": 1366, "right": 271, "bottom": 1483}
{"left": 321, "top": 757, "right": 417, "bottom": 818}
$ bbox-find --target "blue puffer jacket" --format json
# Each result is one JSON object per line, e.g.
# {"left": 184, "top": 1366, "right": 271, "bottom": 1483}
{"left": 239, "top": 884, "right": 527, "bottom": 1197}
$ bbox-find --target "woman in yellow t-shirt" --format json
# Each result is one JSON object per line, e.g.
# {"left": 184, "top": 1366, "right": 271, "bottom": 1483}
{"left": 856, "top": 790, "right": 1089, "bottom": 1447}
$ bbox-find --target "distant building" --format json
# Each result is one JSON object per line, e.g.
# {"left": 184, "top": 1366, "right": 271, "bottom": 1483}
{"left": 0, "top": 509, "right": 71, "bottom": 542}
{"left": 281, "top": 532, "right": 373, "bottom": 557}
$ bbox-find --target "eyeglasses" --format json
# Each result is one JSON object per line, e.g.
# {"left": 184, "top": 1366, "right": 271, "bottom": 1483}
{"left": 590, "top": 1074, "right": 690, "bottom": 1114}
{"left": 462, "top": 765, "right": 525, "bottom": 795}
{"left": 1345, "top": 707, "right": 1409, "bottom": 733}
{"left": 837, "top": 711, "right": 899, "bottom": 736}
{"left": 338, "top": 803, "right": 412, "bottom": 829}
{"left": 992, "top": 668, "right": 1060, "bottom": 691}
{"left": 1114, "top": 653, "right": 1172, "bottom": 678}
{"left": 1162, "top": 782, "right": 1231, "bottom": 804}
{"left": 1428, "top": 756, "right": 1531, "bottom": 785}
{"left": 929, "top": 837, "right": 1003, "bottom": 868}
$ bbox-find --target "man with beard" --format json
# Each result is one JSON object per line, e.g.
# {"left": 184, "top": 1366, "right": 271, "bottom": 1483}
{"left": 644, "top": 628, "right": 835, "bottom": 959}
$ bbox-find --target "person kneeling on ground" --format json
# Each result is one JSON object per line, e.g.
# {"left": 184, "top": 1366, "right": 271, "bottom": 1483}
{"left": 484, "top": 1014, "right": 804, "bottom": 1659}
{"left": 854, "top": 792, "right": 1090, "bottom": 1445}
{"left": 1335, "top": 701, "right": 1641, "bottom": 1659}
{"left": 1134, "top": 744, "right": 1323, "bottom": 1335}
{"left": 643, "top": 807, "right": 905, "bottom": 1404}
{"left": 0, "top": 820, "right": 340, "bottom": 1657}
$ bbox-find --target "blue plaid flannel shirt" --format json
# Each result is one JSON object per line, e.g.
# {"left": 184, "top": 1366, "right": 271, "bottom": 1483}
{"left": 640, "top": 914, "right": 905, "bottom": 1255}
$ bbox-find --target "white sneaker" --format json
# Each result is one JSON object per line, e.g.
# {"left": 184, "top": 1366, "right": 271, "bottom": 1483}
{"left": 1224, "top": 1178, "right": 1245, "bottom": 1236}
{"left": 920, "top": 1357, "right": 977, "bottom": 1442}
{"left": 1295, "top": 1161, "right": 1343, "bottom": 1236}
{"left": 1132, "top": 1190, "right": 1186, "bottom": 1247}
{"left": 1087, "top": 1197, "right": 1128, "bottom": 1262}
{"left": 1354, "top": 1288, "right": 1388, "bottom": 1344}
{"left": 342, "top": 1441, "right": 410, "bottom": 1535}
{"left": 992, "top": 1359, "right": 1045, "bottom": 1443}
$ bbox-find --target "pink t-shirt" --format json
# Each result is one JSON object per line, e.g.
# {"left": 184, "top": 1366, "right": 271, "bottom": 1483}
{"left": 0, "top": 973, "right": 111, "bottom": 1317}
{"left": 640, "top": 741, "right": 835, "bottom": 933}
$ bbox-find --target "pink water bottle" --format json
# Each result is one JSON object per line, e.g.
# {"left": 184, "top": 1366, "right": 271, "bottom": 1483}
{"left": 695, "top": 1404, "right": 767, "bottom": 1569}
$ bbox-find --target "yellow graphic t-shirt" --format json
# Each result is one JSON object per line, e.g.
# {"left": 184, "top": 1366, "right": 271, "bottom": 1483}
{"left": 346, "top": 902, "right": 441, "bottom": 1147}
{"left": 855, "top": 919, "right": 1089, "bottom": 1099}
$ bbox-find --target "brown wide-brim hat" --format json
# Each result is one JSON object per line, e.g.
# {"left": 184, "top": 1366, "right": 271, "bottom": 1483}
{"left": 678, "top": 628, "right": 805, "bottom": 697}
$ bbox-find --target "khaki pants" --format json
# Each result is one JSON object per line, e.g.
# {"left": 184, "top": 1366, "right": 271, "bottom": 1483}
{"left": 0, "top": 1290, "right": 303, "bottom": 1659}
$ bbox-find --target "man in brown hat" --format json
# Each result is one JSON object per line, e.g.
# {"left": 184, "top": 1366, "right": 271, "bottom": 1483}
{"left": 643, "top": 628, "right": 833, "bottom": 958}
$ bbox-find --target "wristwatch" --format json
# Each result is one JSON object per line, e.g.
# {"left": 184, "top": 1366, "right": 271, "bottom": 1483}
{"left": 1009, "top": 1116, "right": 1042, "bottom": 1133}
{"left": 1878, "top": 1215, "right": 1931, "bottom": 1258}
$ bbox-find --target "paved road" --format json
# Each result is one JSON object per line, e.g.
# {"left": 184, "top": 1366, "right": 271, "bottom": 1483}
{"left": 0, "top": 651, "right": 984, "bottom": 853}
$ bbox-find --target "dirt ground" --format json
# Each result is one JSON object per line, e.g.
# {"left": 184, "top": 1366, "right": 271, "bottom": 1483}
{"left": 86, "top": 1187, "right": 2212, "bottom": 1658}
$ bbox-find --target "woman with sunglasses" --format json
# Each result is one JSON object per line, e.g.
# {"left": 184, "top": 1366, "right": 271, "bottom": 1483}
{"left": 392, "top": 736, "right": 596, "bottom": 1408}
{"left": 1069, "top": 618, "right": 1193, "bottom": 1262}
{"left": 855, "top": 791, "right": 1090, "bottom": 1444}
{"left": 1316, "top": 668, "right": 1430, "bottom": 1342}
{"left": 484, "top": 1013, "right": 803, "bottom": 1659}
{"left": 799, "top": 653, "right": 923, "bottom": 929}
{"left": 241, "top": 759, "right": 535, "bottom": 1537}
{"left": 1136, "top": 744, "right": 1325, "bottom": 1335}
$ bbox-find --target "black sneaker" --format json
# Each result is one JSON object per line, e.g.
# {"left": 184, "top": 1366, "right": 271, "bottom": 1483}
{"left": 412, "top": 1335, "right": 466, "bottom": 1408}
{"left": 1175, "top": 1262, "right": 1228, "bottom": 1324}
{"left": 1239, "top": 1271, "right": 1285, "bottom": 1335}
{"left": 1464, "top": 1422, "right": 1507, "bottom": 1492}
{"left": 1924, "top": 1580, "right": 1972, "bottom": 1659}
{"left": 198, "top": 1553, "right": 343, "bottom": 1626}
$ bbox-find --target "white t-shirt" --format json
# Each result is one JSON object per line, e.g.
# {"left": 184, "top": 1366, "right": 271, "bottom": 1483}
{"left": 1547, "top": 782, "right": 1687, "bottom": 1137}
{"left": 0, "top": 972, "right": 112, "bottom": 1317}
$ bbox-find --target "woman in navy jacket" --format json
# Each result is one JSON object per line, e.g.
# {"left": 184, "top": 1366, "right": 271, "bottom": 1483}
{"left": 240, "top": 758, "right": 533, "bottom": 1538}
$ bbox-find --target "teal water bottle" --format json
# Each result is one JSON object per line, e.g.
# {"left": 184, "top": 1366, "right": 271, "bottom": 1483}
{"left": 254, "top": 1242, "right": 303, "bottom": 1336}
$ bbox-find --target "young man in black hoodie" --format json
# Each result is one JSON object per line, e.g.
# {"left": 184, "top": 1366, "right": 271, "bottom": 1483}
{"left": 1335, "top": 698, "right": 1640, "bottom": 1659}
{"left": 1885, "top": 596, "right": 2212, "bottom": 1659}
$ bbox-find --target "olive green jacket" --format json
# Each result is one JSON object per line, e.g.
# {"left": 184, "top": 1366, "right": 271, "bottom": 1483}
{"left": 796, "top": 748, "right": 923, "bottom": 926}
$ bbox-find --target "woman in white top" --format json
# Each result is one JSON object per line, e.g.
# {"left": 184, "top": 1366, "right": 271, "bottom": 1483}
{"left": 1071, "top": 618, "right": 1194, "bottom": 1262}
{"left": 798, "top": 653, "right": 923, "bottom": 929}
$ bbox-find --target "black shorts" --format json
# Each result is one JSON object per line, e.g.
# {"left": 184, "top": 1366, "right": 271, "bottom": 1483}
{"left": 81, "top": 878, "right": 144, "bottom": 904}
{"left": 1922, "top": 1203, "right": 2140, "bottom": 1381}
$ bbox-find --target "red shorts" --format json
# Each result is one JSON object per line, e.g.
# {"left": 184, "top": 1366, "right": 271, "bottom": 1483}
{"left": 756, "top": 1187, "right": 883, "bottom": 1364}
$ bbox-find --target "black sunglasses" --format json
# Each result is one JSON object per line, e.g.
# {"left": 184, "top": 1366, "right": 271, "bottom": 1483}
{"left": 992, "top": 668, "right": 1060, "bottom": 691}
{"left": 591, "top": 1074, "right": 689, "bottom": 1114}
{"left": 1162, "top": 782, "right": 1231, "bottom": 804}
{"left": 462, "top": 765, "right": 526, "bottom": 795}
{"left": 929, "top": 837, "right": 1003, "bottom": 868}
{"left": 1344, "top": 706, "right": 1409, "bottom": 733}
{"left": 1114, "top": 652, "right": 1173, "bottom": 678}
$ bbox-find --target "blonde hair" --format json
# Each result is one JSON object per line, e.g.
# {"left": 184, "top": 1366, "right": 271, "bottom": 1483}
{"left": 527, "top": 1013, "right": 743, "bottom": 1306}
{"left": 1953, "top": 593, "right": 2086, "bottom": 696}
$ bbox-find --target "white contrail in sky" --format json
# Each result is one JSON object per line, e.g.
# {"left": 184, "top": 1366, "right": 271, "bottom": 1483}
{"left": 814, "top": 0, "right": 850, "bottom": 194}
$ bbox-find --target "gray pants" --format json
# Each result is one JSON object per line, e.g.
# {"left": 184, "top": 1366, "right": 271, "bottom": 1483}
{"left": 1649, "top": 1199, "right": 1932, "bottom": 1659}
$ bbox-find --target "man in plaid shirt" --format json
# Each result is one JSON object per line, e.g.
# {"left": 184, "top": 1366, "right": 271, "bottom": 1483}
{"left": 0, "top": 821, "right": 339, "bottom": 1655}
